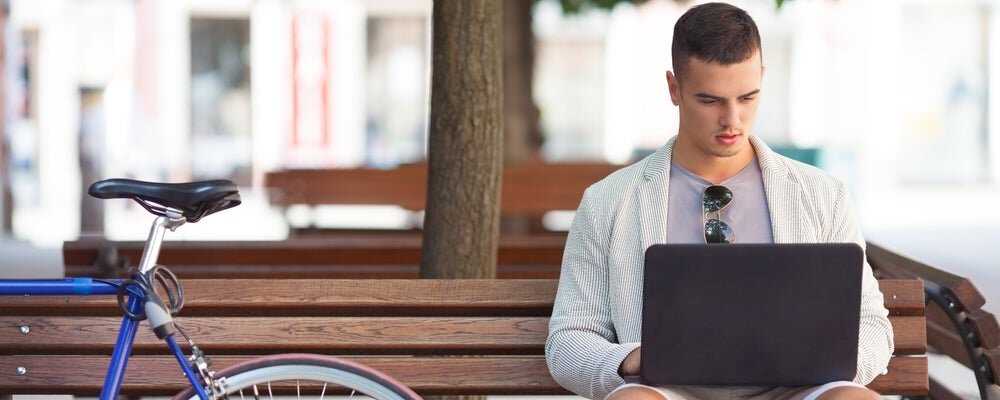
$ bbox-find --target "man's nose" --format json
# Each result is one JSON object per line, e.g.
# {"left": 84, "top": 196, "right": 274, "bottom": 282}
{"left": 720, "top": 104, "right": 741, "bottom": 127}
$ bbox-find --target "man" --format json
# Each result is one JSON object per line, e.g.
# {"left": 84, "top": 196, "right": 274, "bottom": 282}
{"left": 544, "top": 3, "right": 894, "bottom": 400}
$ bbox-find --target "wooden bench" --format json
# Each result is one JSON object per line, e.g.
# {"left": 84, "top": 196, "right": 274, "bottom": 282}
{"left": 264, "top": 163, "right": 622, "bottom": 233}
{"left": 62, "top": 235, "right": 566, "bottom": 279}
{"left": 0, "top": 279, "right": 926, "bottom": 396}
{"left": 265, "top": 162, "right": 622, "bottom": 213}
{"left": 869, "top": 242, "right": 1000, "bottom": 399}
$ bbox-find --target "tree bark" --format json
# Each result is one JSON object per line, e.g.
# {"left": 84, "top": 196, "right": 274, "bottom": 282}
{"left": 502, "top": 0, "right": 543, "bottom": 166}
{"left": 420, "top": 0, "right": 502, "bottom": 282}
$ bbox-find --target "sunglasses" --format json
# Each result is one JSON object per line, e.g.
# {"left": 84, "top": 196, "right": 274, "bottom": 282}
{"left": 702, "top": 185, "right": 735, "bottom": 244}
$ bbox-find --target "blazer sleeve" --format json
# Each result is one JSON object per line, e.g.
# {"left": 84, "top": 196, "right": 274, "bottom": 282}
{"left": 828, "top": 182, "right": 895, "bottom": 384}
{"left": 545, "top": 189, "right": 640, "bottom": 400}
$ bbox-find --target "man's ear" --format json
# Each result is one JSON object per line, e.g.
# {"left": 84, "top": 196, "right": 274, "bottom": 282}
{"left": 666, "top": 70, "right": 681, "bottom": 106}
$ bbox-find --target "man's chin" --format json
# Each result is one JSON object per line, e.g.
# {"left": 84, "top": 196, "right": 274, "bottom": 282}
{"left": 710, "top": 146, "right": 745, "bottom": 158}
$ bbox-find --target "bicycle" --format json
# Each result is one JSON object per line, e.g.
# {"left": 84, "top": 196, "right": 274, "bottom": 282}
{"left": 0, "top": 178, "right": 422, "bottom": 400}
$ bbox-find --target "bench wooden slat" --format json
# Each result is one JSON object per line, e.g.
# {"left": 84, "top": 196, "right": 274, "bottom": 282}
{"left": 63, "top": 236, "right": 568, "bottom": 267}
{"left": 499, "top": 163, "right": 620, "bottom": 213}
{"left": 0, "top": 279, "right": 559, "bottom": 317}
{"left": 266, "top": 164, "right": 429, "bottom": 210}
{"left": 985, "top": 348, "right": 1000, "bottom": 386}
{"left": 879, "top": 279, "right": 925, "bottom": 316}
{"left": 0, "top": 355, "right": 926, "bottom": 396}
{"left": 868, "top": 243, "right": 986, "bottom": 312}
{"left": 868, "top": 356, "right": 929, "bottom": 395}
{"left": 64, "top": 263, "right": 564, "bottom": 280}
{"left": 1, "top": 316, "right": 548, "bottom": 355}
{"left": 63, "top": 236, "right": 568, "bottom": 279}
{"left": 892, "top": 316, "right": 927, "bottom": 355}
{"left": 264, "top": 163, "right": 622, "bottom": 215}
{"left": 969, "top": 309, "right": 1000, "bottom": 350}
{"left": 1, "top": 315, "right": 924, "bottom": 357}
{"left": 0, "top": 279, "right": 919, "bottom": 317}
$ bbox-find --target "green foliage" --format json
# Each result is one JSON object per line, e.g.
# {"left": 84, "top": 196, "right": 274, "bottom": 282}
{"left": 550, "top": 0, "right": 788, "bottom": 14}
{"left": 554, "top": 0, "right": 647, "bottom": 14}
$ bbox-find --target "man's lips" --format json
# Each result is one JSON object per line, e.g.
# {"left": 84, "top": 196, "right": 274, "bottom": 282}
{"left": 716, "top": 133, "right": 741, "bottom": 145}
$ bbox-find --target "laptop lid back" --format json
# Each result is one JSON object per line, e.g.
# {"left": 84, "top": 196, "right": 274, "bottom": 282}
{"left": 639, "top": 243, "right": 863, "bottom": 386}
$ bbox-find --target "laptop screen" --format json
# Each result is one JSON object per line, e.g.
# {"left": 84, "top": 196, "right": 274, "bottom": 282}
{"left": 639, "top": 243, "right": 863, "bottom": 386}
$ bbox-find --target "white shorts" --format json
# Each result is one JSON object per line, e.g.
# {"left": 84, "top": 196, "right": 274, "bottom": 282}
{"left": 606, "top": 381, "right": 871, "bottom": 400}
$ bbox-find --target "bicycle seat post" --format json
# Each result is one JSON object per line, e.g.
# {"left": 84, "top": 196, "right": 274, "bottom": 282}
{"left": 137, "top": 208, "right": 187, "bottom": 274}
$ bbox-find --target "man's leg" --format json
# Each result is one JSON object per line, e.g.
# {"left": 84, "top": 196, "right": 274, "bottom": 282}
{"left": 606, "top": 385, "right": 669, "bottom": 400}
{"left": 605, "top": 384, "right": 692, "bottom": 400}
{"left": 797, "top": 381, "right": 881, "bottom": 400}
{"left": 813, "top": 386, "right": 882, "bottom": 400}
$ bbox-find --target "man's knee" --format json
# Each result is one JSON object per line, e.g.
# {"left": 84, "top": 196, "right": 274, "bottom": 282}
{"left": 606, "top": 385, "right": 671, "bottom": 400}
{"left": 815, "top": 386, "right": 882, "bottom": 400}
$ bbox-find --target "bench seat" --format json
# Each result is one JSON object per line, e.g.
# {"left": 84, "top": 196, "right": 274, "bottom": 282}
{"left": 0, "top": 279, "right": 926, "bottom": 396}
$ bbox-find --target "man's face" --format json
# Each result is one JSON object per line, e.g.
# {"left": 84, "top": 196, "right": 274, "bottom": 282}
{"left": 667, "top": 52, "right": 763, "bottom": 163}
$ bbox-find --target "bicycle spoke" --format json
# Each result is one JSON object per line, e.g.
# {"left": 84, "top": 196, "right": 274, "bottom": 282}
{"left": 175, "top": 357, "right": 417, "bottom": 400}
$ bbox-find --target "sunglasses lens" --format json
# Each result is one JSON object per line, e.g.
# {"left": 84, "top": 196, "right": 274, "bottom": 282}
{"left": 705, "top": 218, "right": 735, "bottom": 244}
{"left": 703, "top": 185, "right": 733, "bottom": 213}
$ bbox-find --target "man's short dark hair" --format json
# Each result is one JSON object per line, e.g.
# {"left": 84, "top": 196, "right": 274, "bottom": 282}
{"left": 671, "top": 2, "right": 762, "bottom": 82}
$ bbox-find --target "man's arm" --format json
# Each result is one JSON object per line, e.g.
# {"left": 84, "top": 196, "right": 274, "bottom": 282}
{"left": 619, "top": 348, "right": 641, "bottom": 376}
{"left": 828, "top": 183, "right": 895, "bottom": 384}
{"left": 545, "top": 189, "right": 639, "bottom": 400}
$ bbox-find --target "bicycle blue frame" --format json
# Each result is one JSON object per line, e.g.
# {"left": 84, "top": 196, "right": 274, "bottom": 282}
{"left": 0, "top": 278, "right": 210, "bottom": 400}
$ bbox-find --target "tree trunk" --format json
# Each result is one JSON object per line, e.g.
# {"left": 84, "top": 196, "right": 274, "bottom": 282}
{"left": 421, "top": 0, "right": 502, "bottom": 282}
{"left": 502, "top": 0, "right": 543, "bottom": 166}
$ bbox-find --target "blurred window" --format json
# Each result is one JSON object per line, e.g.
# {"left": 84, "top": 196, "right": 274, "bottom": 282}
{"left": 898, "top": 3, "right": 989, "bottom": 183}
{"left": 364, "top": 16, "right": 428, "bottom": 167}
{"left": 189, "top": 18, "right": 252, "bottom": 185}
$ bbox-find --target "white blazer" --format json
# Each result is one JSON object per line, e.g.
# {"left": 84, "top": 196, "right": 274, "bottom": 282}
{"left": 544, "top": 136, "right": 894, "bottom": 400}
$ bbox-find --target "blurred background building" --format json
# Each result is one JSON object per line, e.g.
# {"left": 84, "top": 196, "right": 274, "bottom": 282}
{"left": 1, "top": 0, "right": 998, "bottom": 396}
{"left": 1, "top": 0, "right": 997, "bottom": 256}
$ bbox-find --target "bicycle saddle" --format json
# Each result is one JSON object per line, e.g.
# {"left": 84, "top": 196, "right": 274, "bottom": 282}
{"left": 88, "top": 178, "right": 241, "bottom": 223}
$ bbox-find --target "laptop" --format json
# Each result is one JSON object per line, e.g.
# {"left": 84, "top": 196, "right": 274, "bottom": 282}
{"left": 639, "top": 243, "right": 863, "bottom": 387}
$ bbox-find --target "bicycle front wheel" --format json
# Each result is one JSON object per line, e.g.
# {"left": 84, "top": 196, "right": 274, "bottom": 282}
{"left": 172, "top": 353, "right": 421, "bottom": 400}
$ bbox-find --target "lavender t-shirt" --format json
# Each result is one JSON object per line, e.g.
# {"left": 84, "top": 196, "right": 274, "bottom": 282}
{"left": 666, "top": 157, "right": 774, "bottom": 243}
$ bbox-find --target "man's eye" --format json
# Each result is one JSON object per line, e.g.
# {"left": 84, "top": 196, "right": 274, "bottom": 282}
{"left": 741, "top": 96, "right": 756, "bottom": 102}
{"left": 699, "top": 99, "right": 717, "bottom": 105}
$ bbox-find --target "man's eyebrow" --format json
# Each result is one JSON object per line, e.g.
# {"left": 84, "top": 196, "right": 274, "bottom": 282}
{"left": 694, "top": 93, "right": 722, "bottom": 100}
{"left": 693, "top": 89, "right": 761, "bottom": 100}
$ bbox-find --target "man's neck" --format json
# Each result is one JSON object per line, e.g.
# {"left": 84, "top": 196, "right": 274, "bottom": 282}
{"left": 672, "top": 141, "right": 756, "bottom": 184}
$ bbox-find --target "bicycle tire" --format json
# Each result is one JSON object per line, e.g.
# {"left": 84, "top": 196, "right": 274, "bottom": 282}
{"left": 172, "top": 353, "right": 421, "bottom": 400}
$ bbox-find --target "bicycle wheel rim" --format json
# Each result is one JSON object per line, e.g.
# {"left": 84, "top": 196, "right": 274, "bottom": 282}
{"left": 172, "top": 353, "right": 420, "bottom": 400}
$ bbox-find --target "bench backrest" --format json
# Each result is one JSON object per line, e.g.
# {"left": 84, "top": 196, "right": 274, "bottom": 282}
{"left": 264, "top": 163, "right": 623, "bottom": 214}
{"left": 868, "top": 243, "right": 1000, "bottom": 399}
{"left": 0, "top": 279, "right": 926, "bottom": 396}
{"left": 62, "top": 235, "right": 566, "bottom": 278}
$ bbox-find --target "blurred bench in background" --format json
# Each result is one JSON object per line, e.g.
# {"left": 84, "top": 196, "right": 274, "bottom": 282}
{"left": 264, "top": 163, "right": 622, "bottom": 233}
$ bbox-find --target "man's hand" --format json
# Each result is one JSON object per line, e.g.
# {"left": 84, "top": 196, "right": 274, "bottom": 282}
{"left": 620, "top": 347, "right": 641, "bottom": 376}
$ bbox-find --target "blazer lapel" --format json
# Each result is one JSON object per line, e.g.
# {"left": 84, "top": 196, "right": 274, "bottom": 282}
{"left": 752, "top": 136, "right": 809, "bottom": 243}
{"left": 636, "top": 138, "right": 676, "bottom": 251}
